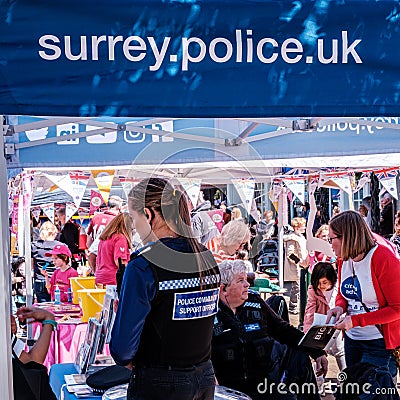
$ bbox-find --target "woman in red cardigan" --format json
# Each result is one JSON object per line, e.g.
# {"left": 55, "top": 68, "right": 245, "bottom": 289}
{"left": 326, "top": 210, "right": 400, "bottom": 379}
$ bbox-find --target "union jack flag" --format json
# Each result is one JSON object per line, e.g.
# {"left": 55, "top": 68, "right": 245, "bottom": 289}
{"left": 374, "top": 168, "right": 399, "bottom": 180}
{"left": 69, "top": 171, "right": 90, "bottom": 185}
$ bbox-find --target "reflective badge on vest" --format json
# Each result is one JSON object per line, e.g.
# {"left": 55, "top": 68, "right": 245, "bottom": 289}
{"left": 173, "top": 288, "right": 219, "bottom": 320}
{"left": 244, "top": 323, "right": 261, "bottom": 332}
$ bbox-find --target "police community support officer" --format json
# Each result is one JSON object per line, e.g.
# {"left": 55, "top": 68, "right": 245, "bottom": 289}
{"left": 212, "top": 260, "right": 328, "bottom": 400}
{"left": 110, "top": 178, "right": 220, "bottom": 400}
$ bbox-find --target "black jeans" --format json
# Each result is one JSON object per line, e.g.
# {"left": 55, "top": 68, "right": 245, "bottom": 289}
{"left": 128, "top": 360, "right": 215, "bottom": 400}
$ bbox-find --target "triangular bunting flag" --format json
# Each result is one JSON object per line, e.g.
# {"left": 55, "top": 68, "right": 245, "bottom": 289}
{"left": 90, "top": 190, "right": 104, "bottom": 215}
{"left": 119, "top": 176, "right": 136, "bottom": 198}
{"left": 206, "top": 209, "right": 224, "bottom": 233}
{"left": 44, "top": 173, "right": 75, "bottom": 198}
{"left": 30, "top": 206, "right": 41, "bottom": 223}
{"left": 330, "top": 176, "right": 353, "bottom": 195}
{"left": 66, "top": 202, "right": 79, "bottom": 222}
{"left": 177, "top": 178, "right": 202, "bottom": 208}
{"left": 69, "top": 171, "right": 91, "bottom": 208}
{"left": 41, "top": 203, "right": 55, "bottom": 224}
{"left": 353, "top": 172, "right": 370, "bottom": 193}
{"left": 283, "top": 178, "right": 305, "bottom": 204}
{"left": 92, "top": 170, "right": 115, "bottom": 203}
{"left": 380, "top": 178, "right": 398, "bottom": 199}
{"left": 231, "top": 179, "right": 255, "bottom": 213}
{"left": 375, "top": 168, "right": 399, "bottom": 200}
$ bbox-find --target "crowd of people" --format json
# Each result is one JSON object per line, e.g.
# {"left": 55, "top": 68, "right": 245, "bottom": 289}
{"left": 10, "top": 181, "right": 400, "bottom": 400}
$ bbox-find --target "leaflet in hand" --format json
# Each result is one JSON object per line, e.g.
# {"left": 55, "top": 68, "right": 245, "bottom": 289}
{"left": 298, "top": 314, "right": 336, "bottom": 350}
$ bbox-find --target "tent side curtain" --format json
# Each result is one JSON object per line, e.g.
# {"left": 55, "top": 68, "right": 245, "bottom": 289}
{"left": 1, "top": 0, "right": 400, "bottom": 117}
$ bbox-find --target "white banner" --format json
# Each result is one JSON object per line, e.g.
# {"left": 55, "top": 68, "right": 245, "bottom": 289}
{"left": 231, "top": 179, "right": 255, "bottom": 213}
{"left": 283, "top": 178, "right": 305, "bottom": 204}
{"left": 177, "top": 178, "right": 202, "bottom": 208}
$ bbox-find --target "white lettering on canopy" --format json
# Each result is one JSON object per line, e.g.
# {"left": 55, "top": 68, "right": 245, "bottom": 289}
{"left": 38, "top": 30, "right": 362, "bottom": 72}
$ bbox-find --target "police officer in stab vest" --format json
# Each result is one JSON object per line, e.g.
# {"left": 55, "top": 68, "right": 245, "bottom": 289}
{"left": 110, "top": 178, "right": 219, "bottom": 400}
{"left": 212, "top": 260, "right": 328, "bottom": 400}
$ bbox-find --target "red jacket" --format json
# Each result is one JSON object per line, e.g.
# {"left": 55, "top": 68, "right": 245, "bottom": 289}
{"left": 336, "top": 244, "right": 400, "bottom": 349}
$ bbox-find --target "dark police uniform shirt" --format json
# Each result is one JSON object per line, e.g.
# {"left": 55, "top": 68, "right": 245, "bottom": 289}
{"left": 110, "top": 237, "right": 219, "bottom": 367}
{"left": 212, "top": 291, "right": 323, "bottom": 386}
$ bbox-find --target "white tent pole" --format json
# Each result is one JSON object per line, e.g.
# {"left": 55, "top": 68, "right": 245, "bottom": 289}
{"left": 17, "top": 193, "right": 24, "bottom": 258}
{"left": 278, "top": 187, "right": 288, "bottom": 289}
{"left": 0, "top": 116, "right": 14, "bottom": 400}
{"left": 22, "top": 171, "right": 33, "bottom": 346}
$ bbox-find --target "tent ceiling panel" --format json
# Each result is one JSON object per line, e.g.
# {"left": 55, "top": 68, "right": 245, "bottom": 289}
{"left": 6, "top": 116, "right": 400, "bottom": 170}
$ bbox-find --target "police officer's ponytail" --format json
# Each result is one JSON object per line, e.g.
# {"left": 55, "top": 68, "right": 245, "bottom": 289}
{"left": 128, "top": 178, "right": 217, "bottom": 280}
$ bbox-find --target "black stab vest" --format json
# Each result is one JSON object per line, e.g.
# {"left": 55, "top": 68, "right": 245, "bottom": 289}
{"left": 133, "top": 239, "right": 219, "bottom": 368}
{"left": 212, "top": 292, "right": 275, "bottom": 384}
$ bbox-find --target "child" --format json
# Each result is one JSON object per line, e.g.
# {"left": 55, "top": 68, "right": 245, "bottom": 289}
{"left": 43, "top": 244, "right": 78, "bottom": 302}
{"left": 304, "top": 262, "right": 346, "bottom": 395}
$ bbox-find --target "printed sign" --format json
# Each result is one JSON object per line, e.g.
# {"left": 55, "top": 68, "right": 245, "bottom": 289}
{"left": 173, "top": 288, "right": 219, "bottom": 320}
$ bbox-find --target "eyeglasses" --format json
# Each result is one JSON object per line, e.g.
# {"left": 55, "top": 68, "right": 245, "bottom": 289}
{"left": 327, "top": 236, "right": 341, "bottom": 244}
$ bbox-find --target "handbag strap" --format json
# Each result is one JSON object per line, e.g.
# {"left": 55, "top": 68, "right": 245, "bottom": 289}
{"left": 350, "top": 261, "right": 384, "bottom": 336}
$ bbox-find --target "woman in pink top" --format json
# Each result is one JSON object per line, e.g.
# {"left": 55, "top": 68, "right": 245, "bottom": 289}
{"left": 96, "top": 213, "right": 134, "bottom": 287}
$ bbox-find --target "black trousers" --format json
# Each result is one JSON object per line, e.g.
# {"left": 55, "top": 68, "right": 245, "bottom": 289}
{"left": 128, "top": 360, "right": 215, "bottom": 400}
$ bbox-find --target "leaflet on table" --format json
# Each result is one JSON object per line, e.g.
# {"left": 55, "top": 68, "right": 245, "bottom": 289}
{"left": 65, "top": 374, "right": 86, "bottom": 385}
{"left": 66, "top": 384, "right": 93, "bottom": 397}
